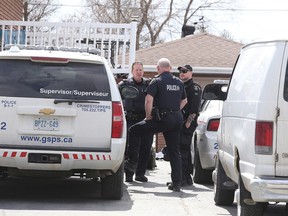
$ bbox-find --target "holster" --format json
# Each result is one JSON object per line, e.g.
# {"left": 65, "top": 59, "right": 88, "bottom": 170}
{"left": 152, "top": 108, "right": 173, "bottom": 121}
{"left": 152, "top": 108, "right": 162, "bottom": 121}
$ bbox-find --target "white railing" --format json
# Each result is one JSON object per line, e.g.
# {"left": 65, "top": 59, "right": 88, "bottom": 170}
{"left": 0, "top": 20, "right": 137, "bottom": 74}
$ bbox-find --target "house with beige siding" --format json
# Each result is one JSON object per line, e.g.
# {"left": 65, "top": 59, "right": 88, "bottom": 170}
{"left": 0, "top": 0, "right": 23, "bottom": 21}
{"left": 137, "top": 33, "right": 243, "bottom": 87}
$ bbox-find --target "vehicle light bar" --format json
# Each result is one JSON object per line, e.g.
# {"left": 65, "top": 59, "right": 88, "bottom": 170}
{"left": 5, "top": 44, "right": 101, "bottom": 55}
{"left": 31, "top": 56, "right": 69, "bottom": 63}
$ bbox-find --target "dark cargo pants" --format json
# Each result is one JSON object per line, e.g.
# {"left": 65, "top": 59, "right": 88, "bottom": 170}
{"left": 127, "top": 111, "right": 183, "bottom": 184}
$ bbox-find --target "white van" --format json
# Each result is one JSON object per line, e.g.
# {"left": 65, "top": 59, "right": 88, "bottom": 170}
{"left": 202, "top": 40, "right": 288, "bottom": 215}
{"left": 0, "top": 45, "right": 126, "bottom": 199}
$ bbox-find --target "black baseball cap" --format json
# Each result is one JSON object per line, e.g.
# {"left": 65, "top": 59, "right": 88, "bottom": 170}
{"left": 177, "top": 64, "right": 193, "bottom": 71}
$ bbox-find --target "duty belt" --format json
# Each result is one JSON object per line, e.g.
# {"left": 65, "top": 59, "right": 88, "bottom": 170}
{"left": 159, "top": 109, "right": 178, "bottom": 115}
{"left": 152, "top": 108, "right": 178, "bottom": 121}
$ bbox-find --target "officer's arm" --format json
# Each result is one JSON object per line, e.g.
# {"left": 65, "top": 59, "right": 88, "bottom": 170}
{"left": 185, "top": 86, "right": 202, "bottom": 128}
{"left": 180, "top": 98, "right": 187, "bottom": 110}
{"left": 189, "top": 86, "right": 202, "bottom": 114}
{"left": 145, "top": 94, "right": 154, "bottom": 120}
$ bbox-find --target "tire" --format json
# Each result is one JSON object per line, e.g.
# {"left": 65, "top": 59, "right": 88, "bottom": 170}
{"left": 193, "top": 146, "right": 213, "bottom": 184}
{"left": 101, "top": 162, "right": 124, "bottom": 200}
{"left": 214, "top": 157, "right": 235, "bottom": 206}
{"left": 237, "top": 175, "right": 264, "bottom": 216}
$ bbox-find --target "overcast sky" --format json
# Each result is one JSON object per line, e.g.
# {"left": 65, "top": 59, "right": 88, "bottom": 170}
{"left": 212, "top": 0, "right": 288, "bottom": 43}
{"left": 56, "top": 0, "right": 288, "bottom": 44}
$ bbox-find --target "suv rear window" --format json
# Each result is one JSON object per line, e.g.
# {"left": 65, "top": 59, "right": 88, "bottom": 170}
{"left": 0, "top": 59, "right": 111, "bottom": 101}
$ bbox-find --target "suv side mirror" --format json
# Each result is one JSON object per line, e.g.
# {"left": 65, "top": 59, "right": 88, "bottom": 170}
{"left": 120, "top": 86, "right": 139, "bottom": 99}
{"left": 202, "top": 83, "right": 228, "bottom": 101}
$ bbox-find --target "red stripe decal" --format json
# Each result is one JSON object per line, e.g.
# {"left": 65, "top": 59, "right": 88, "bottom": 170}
{"left": 20, "top": 152, "right": 27, "bottom": 157}
{"left": 11, "top": 152, "right": 17, "bottom": 157}
{"left": 73, "top": 154, "right": 78, "bottom": 159}
{"left": 109, "top": 155, "right": 111, "bottom": 160}
{"left": 3, "top": 152, "right": 8, "bottom": 157}
{"left": 96, "top": 154, "right": 100, "bottom": 160}
{"left": 103, "top": 155, "right": 106, "bottom": 160}
{"left": 82, "top": 154, "right": 86, "bottom": 160}
{"left": 63, "top": 153, "right": 69, "bottom": 159}
{"left": 89, "top": 154, "right": 93, "bottom": 160}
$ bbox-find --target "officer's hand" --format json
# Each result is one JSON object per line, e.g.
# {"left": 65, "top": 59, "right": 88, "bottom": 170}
{"left": 185, "top": 113, "right": 196, "bottom": 128}
{"left": 185, "top": 120, "right": 191, "bottom": 128}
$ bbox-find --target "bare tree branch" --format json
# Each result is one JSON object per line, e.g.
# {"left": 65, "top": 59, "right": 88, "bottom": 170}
{"left": 23, "top": 0, "right": 59, "bottom": 21}
{"left": 135, "top": 0, "right": 152, "bottom": 50}
{"left": 84, "top": 0, "right": 238, "bottom": 48}
{"left": 145, "top": 0, "right": 173, "bottom": 46}
{"left": 183, "top": 0, "right": 194, "bottom": 26}
{"left": 181, "top": 0, "right": 236, "bottom": 34}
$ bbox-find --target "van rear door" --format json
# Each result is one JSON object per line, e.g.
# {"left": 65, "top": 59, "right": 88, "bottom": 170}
{"left": 276, "top": 42, "right": 288, "bottom": 176}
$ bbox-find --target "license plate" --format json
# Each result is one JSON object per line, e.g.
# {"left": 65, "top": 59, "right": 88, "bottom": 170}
{"left": 34, "top": 117, "right": 60, "bottom": 131}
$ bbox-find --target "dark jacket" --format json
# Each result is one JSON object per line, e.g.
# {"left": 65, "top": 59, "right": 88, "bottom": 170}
{"left": 118, "top": 77, "right": 150, "bottom": 114}
{"left": 182, "top": 78, "right": 202, "bottom": 120}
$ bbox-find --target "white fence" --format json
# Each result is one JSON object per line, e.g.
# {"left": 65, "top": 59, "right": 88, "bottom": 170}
{"left": 0, "top": 20, "right": 137, "bottom": 74}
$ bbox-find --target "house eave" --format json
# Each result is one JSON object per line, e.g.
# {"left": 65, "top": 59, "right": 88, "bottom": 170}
{"left": 143, "top": 65, "right": 233, "bottom": 75}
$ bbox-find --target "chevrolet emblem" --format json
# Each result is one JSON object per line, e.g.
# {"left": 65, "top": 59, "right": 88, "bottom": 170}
{"left": 39, "top": 108, "right": 56, "bottom": 115}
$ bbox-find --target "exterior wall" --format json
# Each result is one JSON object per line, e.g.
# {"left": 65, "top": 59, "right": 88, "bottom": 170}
{"left": 144, "top": 72, "right": 230, "bottom": 89}
{"left": 0, "top": 0, "right": 23, "bottom": 21}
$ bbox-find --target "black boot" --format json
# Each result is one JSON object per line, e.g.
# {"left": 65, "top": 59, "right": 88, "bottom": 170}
{"left": 167, "top": 182, "right": 181, "bottom": 192}
{"left": 186, "top": 173, "right": 193, "bottom": 185}
{"left": 125, "top": 170, "right": 134, "bottom": 182}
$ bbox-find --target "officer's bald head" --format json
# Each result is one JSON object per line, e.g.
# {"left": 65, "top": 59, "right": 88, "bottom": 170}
{"left": 157, "top": 58, "right": 172, "bottom": 73}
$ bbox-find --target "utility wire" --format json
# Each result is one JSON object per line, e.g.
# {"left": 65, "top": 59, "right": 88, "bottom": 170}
{"left": 29, "top": 4, "right": 288, "bottom": 12}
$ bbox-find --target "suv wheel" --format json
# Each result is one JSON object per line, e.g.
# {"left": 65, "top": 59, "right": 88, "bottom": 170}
{"left": 101, "top": 162, "right": 124, "bottom": 200}
{"left": 193, "top": 146, "right": 213, "bottom": 184}
{"left": 214, "top": 157, "right": 235, "bottom": 205}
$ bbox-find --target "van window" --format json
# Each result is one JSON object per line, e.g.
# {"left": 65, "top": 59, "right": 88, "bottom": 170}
{"left": 0, "top": 59, "right": 111, "bottom": 101}
{"left": 284, "top": 61, "right": 288, "bottom": 101}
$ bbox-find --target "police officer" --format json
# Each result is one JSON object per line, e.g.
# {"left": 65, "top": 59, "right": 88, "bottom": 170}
{"left": 178, "top": 64, "right": 202, "bottom": 186}
{"left": 118, "top": 61, "right": 154, "bottom": 183}
{"left": 125, "top": 58, "right": 187, "bottom": 192}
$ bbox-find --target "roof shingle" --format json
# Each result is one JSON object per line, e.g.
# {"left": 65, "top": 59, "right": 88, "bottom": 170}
{"left": 135, "top": 33, "right": 243, "bottom": 68}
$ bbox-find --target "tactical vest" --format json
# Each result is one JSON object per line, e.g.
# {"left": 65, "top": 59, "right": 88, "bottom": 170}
{"left": 120, "top": 78, "right": 150, "bottom": 113}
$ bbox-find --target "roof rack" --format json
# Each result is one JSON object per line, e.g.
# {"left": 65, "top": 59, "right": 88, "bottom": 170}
{"left": 4, "top": 44, "right": 101, "bottom": 55}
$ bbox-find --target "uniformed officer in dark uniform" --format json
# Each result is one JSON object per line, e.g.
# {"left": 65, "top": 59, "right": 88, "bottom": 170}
{"left": 118, "top": 61, "right": 154, "bottom": 183}
{"left": 178, "top": 64, "right": 202, "bottom": 186}
{"left": 124, "top": 58, "right": 187, "bottom": 192}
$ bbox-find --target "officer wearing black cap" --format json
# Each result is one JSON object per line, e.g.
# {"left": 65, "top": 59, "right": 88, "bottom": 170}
{"left": 125, "top": 58, "right": 187, "bottom": 192}
{"left": 178, "top": 64, "right": 202, "bottom": 186}
{"left": 118, "top": 61, "right": 154, "bottom": 183}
